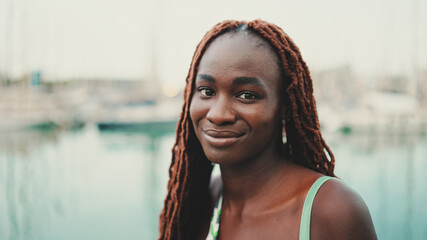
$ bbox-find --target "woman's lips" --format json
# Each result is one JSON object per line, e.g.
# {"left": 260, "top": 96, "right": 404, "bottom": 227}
{"left": 202, "top": 129, "right": 243, "bottom": 148}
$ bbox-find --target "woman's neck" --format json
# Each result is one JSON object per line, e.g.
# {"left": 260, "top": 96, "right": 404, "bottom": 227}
{"left": 219, "top": 149, "right": 291, "bottom": 208}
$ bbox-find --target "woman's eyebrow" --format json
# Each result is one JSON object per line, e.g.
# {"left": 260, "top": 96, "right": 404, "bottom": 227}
{"left": 196, "top": 74, "right": 265, "bottom": 88}
{"left": 196, "top": 74, "right": 216, "bottom": 83}
{"left": 233, "top": 77, "right": 265, "bottom": 88}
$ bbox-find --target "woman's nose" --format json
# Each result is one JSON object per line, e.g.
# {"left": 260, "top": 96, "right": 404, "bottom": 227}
{"left": 206, "top": 96, "right": 237, "bottom": 125}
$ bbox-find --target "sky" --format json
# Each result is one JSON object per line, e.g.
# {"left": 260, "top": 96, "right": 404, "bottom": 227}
{"left": 0, "top": 0, "right": 426, "bottom": 91}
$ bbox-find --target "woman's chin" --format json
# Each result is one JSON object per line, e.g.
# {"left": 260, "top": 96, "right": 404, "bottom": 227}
{"left": 205, "top": 152, "right": 245, "bottom": 167}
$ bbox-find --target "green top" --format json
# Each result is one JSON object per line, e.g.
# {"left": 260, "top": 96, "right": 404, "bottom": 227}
{"left": 207, "top": 176, "right": 334, "bottom": 240}
{"left": 299, "top": 176, "right": 334, "bottom": 240}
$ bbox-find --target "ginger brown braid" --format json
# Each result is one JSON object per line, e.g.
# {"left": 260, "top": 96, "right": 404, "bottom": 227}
{"left": 159, "top": 19, "right": 335, "bottom": 240}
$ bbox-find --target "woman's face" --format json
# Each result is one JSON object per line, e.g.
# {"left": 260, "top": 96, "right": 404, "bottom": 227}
{"left": 189, "top": 32, "right": 284, "bottom": 166}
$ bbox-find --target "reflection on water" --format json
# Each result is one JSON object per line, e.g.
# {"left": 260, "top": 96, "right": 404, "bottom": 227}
{"left": 328, "top": 133, "right": 427, "bottom": 240}
{"left": 0, "top": 126, "right": 173, "bottom": 240}
{"left": 0, "top": 127, "right": 426, "bottom": 239}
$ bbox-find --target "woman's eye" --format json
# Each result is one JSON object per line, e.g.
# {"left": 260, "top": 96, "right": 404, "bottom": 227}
{"left": 198, "top": 87, "right": 215, "bottom": 97}
{"left": 237, "top": 92, "right": 258, "bottom": 100}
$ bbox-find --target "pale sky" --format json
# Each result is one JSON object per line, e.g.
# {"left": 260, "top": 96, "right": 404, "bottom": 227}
{"left": 1, "top": 0, "right": 426, "bottom": 90}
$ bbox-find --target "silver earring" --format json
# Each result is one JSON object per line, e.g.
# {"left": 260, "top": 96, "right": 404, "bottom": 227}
{"left": 282, "top": 119, "right": 287, "bottom": 144}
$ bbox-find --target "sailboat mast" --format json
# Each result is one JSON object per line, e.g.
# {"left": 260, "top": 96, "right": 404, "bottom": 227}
{"left": 4, "top": 0, "right": 15, "bottom": 85}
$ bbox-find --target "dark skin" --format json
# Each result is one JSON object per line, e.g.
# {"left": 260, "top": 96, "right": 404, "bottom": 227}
{"left": 190, "top": 32, "right": 377, "bottom": 240}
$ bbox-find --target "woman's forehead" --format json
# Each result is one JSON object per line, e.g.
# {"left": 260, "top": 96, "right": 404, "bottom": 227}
{"left": 208, "top": 32, "right": 274, "bottom": 56}
{"left": 197, "top": 32, "right": 281, "bottom": 86}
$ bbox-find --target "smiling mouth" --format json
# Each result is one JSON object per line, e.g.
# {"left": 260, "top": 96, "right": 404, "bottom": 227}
{"left": 202, "top": 129, "right": 244, "bottom": 148}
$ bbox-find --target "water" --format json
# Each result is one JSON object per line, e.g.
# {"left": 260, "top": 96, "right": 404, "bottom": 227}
{"left": 0, "top": 126, "right": 426, "bottom": 239}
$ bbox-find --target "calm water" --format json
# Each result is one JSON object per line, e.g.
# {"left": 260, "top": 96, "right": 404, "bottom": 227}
{"left": 0, "top": 125, "right": 426, "bottom": 239}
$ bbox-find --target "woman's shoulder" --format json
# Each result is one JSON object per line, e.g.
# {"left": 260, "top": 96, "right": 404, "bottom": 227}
{"left": 311, "top": 177, "right": 377, "bottom": 240}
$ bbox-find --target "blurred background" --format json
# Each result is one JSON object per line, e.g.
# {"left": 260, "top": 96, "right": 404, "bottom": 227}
{"left": 0, "top": 0, "right": 426, "bottom": 239}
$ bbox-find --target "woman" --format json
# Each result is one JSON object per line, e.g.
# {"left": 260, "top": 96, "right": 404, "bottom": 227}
{"left": 159, "top": 19, "right": 377, "bottom": 240}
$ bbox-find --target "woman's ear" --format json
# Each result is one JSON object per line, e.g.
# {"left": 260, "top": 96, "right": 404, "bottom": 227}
{"left": 280, "top": 103, "right": 289, "bottom": 121}
{"left": 281, "top": 107, "right": 286, "bottom": 119}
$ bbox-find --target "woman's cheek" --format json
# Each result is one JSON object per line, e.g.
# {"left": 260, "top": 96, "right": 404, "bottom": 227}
{"left": 239, "top": 105, "right": 273, "bottom": 121}
{"left": 189, "top": 97, "right": 207, "bottom": 124}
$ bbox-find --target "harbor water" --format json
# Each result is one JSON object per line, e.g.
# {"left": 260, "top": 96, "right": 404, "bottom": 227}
{"left": 0, "top": 125, "right": 426, "bottom": 239}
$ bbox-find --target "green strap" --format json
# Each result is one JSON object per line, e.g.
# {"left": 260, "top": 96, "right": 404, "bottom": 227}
{"left": 207, "top": 189, "right": 223, "bottom": 240}
{"left": 299, "top": 176, "right": 334, "bottom": 240}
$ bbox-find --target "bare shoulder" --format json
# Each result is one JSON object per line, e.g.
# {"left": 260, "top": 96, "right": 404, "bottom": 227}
{"left": 311, "top": 178, "right": 378, "bottom": 240}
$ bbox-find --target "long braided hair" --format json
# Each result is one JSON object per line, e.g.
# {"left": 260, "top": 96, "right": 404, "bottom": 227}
{"left": 159, "top": 19, "right": 335, "bottom": 240}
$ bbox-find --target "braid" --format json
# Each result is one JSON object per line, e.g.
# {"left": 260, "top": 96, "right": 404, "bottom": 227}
{"left": 159, "top": 19, "right": 335, "bottom": 240}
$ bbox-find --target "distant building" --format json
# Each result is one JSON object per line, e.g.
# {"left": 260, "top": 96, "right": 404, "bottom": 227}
{"left": 375, "top": 75, "right": 409, "bottom": 94}
{"left": 417, "top": 70, "right": 427, "bottom": 108}
{"left": 311, "top": 65, "right": 360, "bottom": 110}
